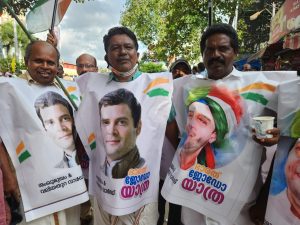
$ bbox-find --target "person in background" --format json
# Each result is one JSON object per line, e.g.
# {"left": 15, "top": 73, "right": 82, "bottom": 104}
{"left": 243, "top": 63, "right": 252, "bottom": 71}
{"left": 76, "top": 54, "right": 98, "bottom": 76}
{"left": 192, "top": 66, "right": 198, "bottom": 74}
{"left": 197, "top": 62, "right": 205, "bottom": 74}
{"left": 169, "top": 59, "right": 191, "bottom": 79}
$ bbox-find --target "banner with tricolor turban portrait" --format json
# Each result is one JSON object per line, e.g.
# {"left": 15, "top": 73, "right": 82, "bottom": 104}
{"left": 264, "top": 77, "right": 300, "bottom": 225}
{"left": 161, "top": 71, "right": 298, "bottom": 224}
{"left": 0, "top": 77, "right": 88, "bottom": 221}
{"left": 74, "top": 72, "right": 172, "bottom": 215}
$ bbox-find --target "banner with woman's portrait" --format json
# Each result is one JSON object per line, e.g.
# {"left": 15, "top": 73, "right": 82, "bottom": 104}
{"left": 161, "top": 71, "right": 298, "bottom": 224}
{"left": 0, "top": 78, "right": 88, "bottom": 221}
{"left": 265, "top": 78, "right": 300, "bottom": 225}
{"left": 74, "top": 72, "right": 173, "bottom": 215}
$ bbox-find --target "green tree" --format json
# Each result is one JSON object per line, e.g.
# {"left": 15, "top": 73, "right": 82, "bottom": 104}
{"left": 0, "top": 21, "right": 30, "bottom": 57}
{"left": 121, "top": 0, "right": 291, "bottom": 61}
{"left": 121, "top": 0, "right": 254, "bottom": 63}
{"left": 0, "top": 57, "right": 26, "bottom": 74}
{"left": 237, "top": 0, "right": 285, "bottom": 56}
{"left": 139, "top": 61, "right": 165, "bottom": 73}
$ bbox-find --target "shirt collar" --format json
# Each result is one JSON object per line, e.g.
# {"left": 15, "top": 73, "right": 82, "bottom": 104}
{"left": 224, "top": 67, "right": 243, "bottom": 79}
{"left": 201, "top": 67, "right": 242, "bottom": 81}
{"left": 105, "top": 158, "right": 121, "bottom": 177}
{"left": 107, "top": 70, "right": 142, "bottom": 83}
{"left": 19, "top": 71, "right": 61, "bottom": 88}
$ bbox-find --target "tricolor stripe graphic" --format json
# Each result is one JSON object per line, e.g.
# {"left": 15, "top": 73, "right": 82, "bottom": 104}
{"left": 143, "top": 78, "right": 170, "bottom": 97}
{"left": 16, "top": 141, "right": 31, "bottom": 163}
{"left": 88, "top": 133, "right": 96, "bottom": 151}
{"left": 237, "top": 82, "right": 276, "bottom": 105}
{"left": 237, "top": 82, "right": 276, "bottom": 93}
{"left": 240, "top": 93, "right": 268, "bottom": 105}
{"left": 66, "top": 86, "right": 79, "bottom": 101}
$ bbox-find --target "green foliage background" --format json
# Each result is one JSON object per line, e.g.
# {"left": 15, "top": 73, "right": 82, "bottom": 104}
{"left": 121, "top": 0, "right": 285, "bottom": 63}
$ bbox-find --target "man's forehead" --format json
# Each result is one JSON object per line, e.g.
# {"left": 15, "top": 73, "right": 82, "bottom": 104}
{"left": 77, "top": 54, "right": 95, "bottom": 63}
{"left": 109, "top": 34, "right": 134, "bottom": 45}
{"left": 30, "top": 42, "right": 58, "bottom": 61}
{"left": 32, "top": 41, "right": 56, "bottom": 53}
{"left": 206, "top": 33, "right": 231, "bottom": 46}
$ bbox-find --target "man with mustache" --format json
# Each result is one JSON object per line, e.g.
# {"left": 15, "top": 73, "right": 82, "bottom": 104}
{"left": 167, "top": 23, "right": 280, "bottom": 225}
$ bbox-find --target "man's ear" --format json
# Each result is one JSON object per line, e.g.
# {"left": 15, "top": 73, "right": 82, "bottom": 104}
{"left": 136, "top": 120, "right": 142, "bottom": 136}
{"left": 104, "top": 55, "right": 109, "bottom": 68}
{"left": 137, "top": 52, "right": 140, "bottom": 63}
{"left": 209, "top": 131, "right": 217, "bottom": 143}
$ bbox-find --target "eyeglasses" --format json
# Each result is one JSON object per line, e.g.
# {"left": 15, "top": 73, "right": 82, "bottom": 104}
{"left": 76, "top": 64, "right": 96, "bottom": 68}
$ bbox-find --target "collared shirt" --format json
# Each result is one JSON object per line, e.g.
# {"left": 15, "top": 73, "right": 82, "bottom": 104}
{"left": 105, "top": 158, "right": 121, "bottom": 177}
{"left": 19, "top": 71, "right": 61, "bottom": 88}
{"left": 107, "top": 70, "right": 142, "bottom": 83}
{"left": 65, "top": 150, "right": 77, "bottom": 168}
{"left": 219, "top": 67, "right": 243, "bottom": 81}
{"left": 194, "top": 67, "right": 243, "bottom": 82}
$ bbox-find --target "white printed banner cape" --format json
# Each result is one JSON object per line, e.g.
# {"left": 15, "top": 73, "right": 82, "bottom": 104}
{"left": 265, "top": 77, "right": 300, "bottom": 225}
{"left": 75, "top": 72, "right": 172, "bottom": 215}
{"left": 0, "top": 77, "right": 88, "bottom": 221}
{"left": 161, "top": 71, "right": 298, "bottom": 224}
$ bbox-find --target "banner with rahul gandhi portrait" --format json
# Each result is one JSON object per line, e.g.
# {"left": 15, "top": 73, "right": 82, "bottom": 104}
{"left": 161, "top": 71, "right": 298, "bottom": 224}
{"left": 0, "top": 77, "right": 88, "bottom": 221}
{"left": 265, "top": 77, "right": 300, "bottom": 225}
{"left": 74, "top": 72, "right": 173, "bottom": 215}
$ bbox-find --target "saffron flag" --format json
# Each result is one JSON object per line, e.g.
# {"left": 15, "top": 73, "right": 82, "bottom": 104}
{"left": 26, "top": 0, "right": 71, "bottom": 33}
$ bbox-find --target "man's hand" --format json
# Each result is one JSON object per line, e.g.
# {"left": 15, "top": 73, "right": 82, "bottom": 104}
{"left": 46, "top": 30, "right": 58, "bottom": 47}
{"left": 252, "top": 128, "right": 280, "bottom": 147}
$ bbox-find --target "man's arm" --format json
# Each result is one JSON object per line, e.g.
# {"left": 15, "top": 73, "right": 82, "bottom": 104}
{"left": 165, "top": 120, "right": 180, "bottom": 150}
{"left": 0, "top": 142, "right": 20, "bottom": 202}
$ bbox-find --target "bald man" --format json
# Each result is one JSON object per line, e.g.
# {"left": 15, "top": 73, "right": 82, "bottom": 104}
{"left": 76, "top": 54, "right": 98, "bottom": 75}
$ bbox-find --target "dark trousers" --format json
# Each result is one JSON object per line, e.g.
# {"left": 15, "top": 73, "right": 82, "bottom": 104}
{"left": 157, "top": 179, "right": 182, "bottom": 225}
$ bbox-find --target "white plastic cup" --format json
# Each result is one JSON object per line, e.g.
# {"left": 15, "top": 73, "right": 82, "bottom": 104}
{"left": 253, "top": 116, "right": 275, "bottom": 139}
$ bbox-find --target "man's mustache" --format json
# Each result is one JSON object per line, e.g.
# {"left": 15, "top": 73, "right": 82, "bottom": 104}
{"left": 208, "top": 58, "right": 225, "bottom": 66}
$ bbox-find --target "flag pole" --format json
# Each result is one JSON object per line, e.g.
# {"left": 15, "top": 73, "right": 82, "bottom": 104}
{"left": 0, "top": 0, "right": 34, "bottom": 41}
{"left": 55, "top": 77, "right": 79, "bottom": 111}
{"left": 51, "top": 0, "right": 59, "bottom": 33}
{"left": 51, "top": 0, "right": 78, "bottom": 111}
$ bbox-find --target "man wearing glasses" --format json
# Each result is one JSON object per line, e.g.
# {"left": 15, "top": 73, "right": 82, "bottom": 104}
{"left": 76, "top": 53, "right": 98, "bottom": 75}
